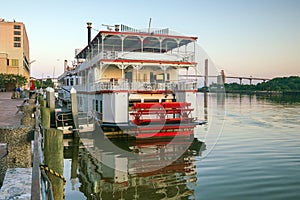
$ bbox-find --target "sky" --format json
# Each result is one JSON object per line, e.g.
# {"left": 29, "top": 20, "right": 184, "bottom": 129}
{"left": 1, "top": 0, "right": 300, "bottom": 79}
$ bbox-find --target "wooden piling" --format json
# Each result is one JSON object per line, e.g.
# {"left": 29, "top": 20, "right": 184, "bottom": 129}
{"left": 71, "top": 87, "right": 78, "bottom": 130}
{"left": 46, "top": 88, "right": 56, "bottom": 127}
{"left": 44, "top": 128, "right": 64, "bottom": 200}
{"left": 41, "top": 107, "right": 50, "bottom": 129}
{"left": 71, "top": 134, "right": 79, "bottom": 180}
{"left": 46, "top": 87, "right": 55, "bottom": 110}
{"left": 39, "top": 94, "right": 46, "bottom": 108}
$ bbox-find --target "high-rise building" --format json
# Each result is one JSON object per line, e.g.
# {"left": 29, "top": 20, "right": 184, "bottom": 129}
{"left": 0, "top": 18, "right": 30, "bottom": 81}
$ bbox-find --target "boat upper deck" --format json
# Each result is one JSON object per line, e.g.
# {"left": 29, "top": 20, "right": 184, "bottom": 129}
{"left": 75, "top": 24, "right": 198, "bottom": 65}
{"left": 58, "top": 24, "right": 200, "bottom": 93}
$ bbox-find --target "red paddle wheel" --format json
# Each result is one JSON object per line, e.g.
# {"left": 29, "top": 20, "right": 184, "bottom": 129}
{"left": 130, "top": 102, "right": 196, "bottom": 138}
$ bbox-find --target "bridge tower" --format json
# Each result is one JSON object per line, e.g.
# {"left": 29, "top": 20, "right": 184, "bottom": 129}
{"left": 217, "top": 70, "right": 226, "bottom": 85}
{"left": 204, "top": 59, "right": 208, "bottom": 88}
{"left": 221, "top": 70, "right": 226, "bottom": 84}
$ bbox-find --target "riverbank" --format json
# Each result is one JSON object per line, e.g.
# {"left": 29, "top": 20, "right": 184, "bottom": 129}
{"left": 205, "top": 90, "right": 300, "bottom": 95}
{"left": 225, "top": 90, "right": 282, "bottom": 94}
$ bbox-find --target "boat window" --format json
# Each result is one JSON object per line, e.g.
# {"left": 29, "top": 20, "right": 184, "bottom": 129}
{"left": 129, "top": 100, "right": 140, "bottom": 110}
{"left": 66, "top": 79, "right": 69, "bottom": 86}
{"left": 162, "top": 99, "right": 172, "bottom": 103}
{"left": 125, "top": 71, "right": 132, "bottom": 83}
{"left": 150, "top": 72, "right": 154, "bottom": 82}
{"left": 144, "top": 99, "right": 159, "bottom": 102}
{"left": 70, "top": 78, "right": 74, "bottom": 86}
{"left": 104, "top": 35, "right": 122, "bottom": 52}
{"left": 100, "top": 100, "right": 102, "bottom": 113}
{"left": 82, "top": 71, "right": 86, "bottom": 84}
{"left": 123, "top": 36, "right": 141, "bottom": 52}
{"left": 161, "top": 38, "right": 178, "bottom": 52}
{"left": 143, "top": 37, "right": 160, "bottom": 52}
{"left": 95, "top": 100, "right": 99, "bottom": 112}
{"left": 156, "top": 74, "right": 164, "bottom": 83}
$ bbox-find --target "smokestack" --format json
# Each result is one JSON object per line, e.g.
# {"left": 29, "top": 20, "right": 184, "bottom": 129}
{"left": 87, "top": 22, "right": 92, "bottom": 46}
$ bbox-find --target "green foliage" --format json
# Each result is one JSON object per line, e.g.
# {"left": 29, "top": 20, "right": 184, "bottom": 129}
{"left": 224, "top": 76, "right": 300, "bottom": 92}
{"left": 44, "top": 78, "right": 54, "bottom": 88}
{"left": 0, "top": 73, "right": 27, "bottom": 87}
{"left": 34, "top": 78, "right": 53, "bottom": 89}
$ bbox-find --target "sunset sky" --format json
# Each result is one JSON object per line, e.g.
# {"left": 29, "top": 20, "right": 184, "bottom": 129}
{"left": 1, "top": 0, "right": 299, "bottom": 79}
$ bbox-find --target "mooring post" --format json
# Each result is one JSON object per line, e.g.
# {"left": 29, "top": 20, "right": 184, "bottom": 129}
{"left": 71, "top": 87, "right": 79, "bottom": 130}
{"left": 44, "top": 128, "right": 64, "bottom": 200}
{"left": 45, "top": 87, "right": 56, "bottom": 127}
{"left": 71, "top": 134, "right": 79, "bottom": 183}
{"left": 39, "top": 94, "right": 46, "bottom": 108}
{"left": 41, "top": 107, "right": 50, "bottom": 129}
{"left": 46, "top": 87, "right": 55, "bottom": 110}
{"left": 38, "top": 88, "right": 46, "bottom": 107}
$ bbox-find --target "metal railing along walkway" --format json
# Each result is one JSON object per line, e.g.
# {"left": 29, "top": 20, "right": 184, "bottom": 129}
{"left": 31, "top": 94, "right": 54, "bottom": 200}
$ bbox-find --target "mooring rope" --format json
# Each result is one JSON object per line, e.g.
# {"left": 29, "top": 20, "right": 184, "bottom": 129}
{"left": 40, "top": 164, "right": 66, "bottom": 199}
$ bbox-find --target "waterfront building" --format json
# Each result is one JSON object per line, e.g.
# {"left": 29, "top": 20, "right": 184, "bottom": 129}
{"left": 0, "top": 18, "right": 30, "bottom": 84}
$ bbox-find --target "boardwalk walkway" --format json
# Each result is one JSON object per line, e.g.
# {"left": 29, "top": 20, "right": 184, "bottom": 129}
{"left": 0, "top": 92, "right": 24, "bottom": 127}
{"left": 0, "top": 92, "right": 32, "bottom": 199}
{"left": 0, "top": 91, "right": 24, "bottom": 157}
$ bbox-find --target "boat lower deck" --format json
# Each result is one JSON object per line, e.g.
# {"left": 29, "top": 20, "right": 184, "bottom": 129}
{"left": 100, "top": 121, "right": 206, "bottom": 139}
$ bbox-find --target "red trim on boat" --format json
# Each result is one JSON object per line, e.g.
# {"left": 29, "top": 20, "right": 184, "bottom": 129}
{"left": 136, "top": 130, "right": 193, "bottom": 138}
{"left": 137, "top": 125, "right": 195, "bottom": 131}
{"left": 100, "top": 30, "right": 198, "bottom": 40}
{"left": 100, "top": 59, "right": 197, "bottom": 65}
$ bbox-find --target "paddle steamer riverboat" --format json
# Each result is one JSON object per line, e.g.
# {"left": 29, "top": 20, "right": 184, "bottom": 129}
{"left": 58, "top": 23, "right": 203, "bottom": 139}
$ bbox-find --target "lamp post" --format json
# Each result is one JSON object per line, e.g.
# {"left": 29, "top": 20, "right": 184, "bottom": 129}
{"left": 29, "top": 60, "right": 36, "bottom": 65}
{"left": 29, "top": 59, "right": 36, "bottom": 78}
{"left": 53, "top": 59, "right": 61, "bottom": 78}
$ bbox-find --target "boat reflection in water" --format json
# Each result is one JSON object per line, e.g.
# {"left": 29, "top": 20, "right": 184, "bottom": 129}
{"left": 64, "top": 124, "right": 206, "bottom": 199}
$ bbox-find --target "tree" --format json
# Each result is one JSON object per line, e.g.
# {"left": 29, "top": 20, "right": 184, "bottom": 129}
{"left": 0, "top": 73, "right": 28, "bottom": 88}
{"left": 224, "top": 76, "right": 300, "bottom": 92}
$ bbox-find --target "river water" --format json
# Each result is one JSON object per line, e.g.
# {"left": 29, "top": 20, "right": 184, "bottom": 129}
{"left": 63, "top": 93, "right": 300, "bottom": 200}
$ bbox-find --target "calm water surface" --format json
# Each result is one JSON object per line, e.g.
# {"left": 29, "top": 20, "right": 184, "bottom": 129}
{"left": 63, "top": 93, "right": 300, "bottom": 200}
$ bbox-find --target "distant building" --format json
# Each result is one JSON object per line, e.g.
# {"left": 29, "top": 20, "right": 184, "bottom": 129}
{"left": 0, "top": 18, "right": 30, "bottom": 81}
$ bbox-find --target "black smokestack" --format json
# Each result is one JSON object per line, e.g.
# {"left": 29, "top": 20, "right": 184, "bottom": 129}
{"left": 87, "top": 22, "right": 92, "bottom": 46}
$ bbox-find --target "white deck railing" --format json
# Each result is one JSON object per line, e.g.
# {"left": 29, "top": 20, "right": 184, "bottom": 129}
{"left": 85, "top": 50, "right": 195, "bottom": 63}
{"left": 74, "top": 79, "right": 197, "bottom": 92}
